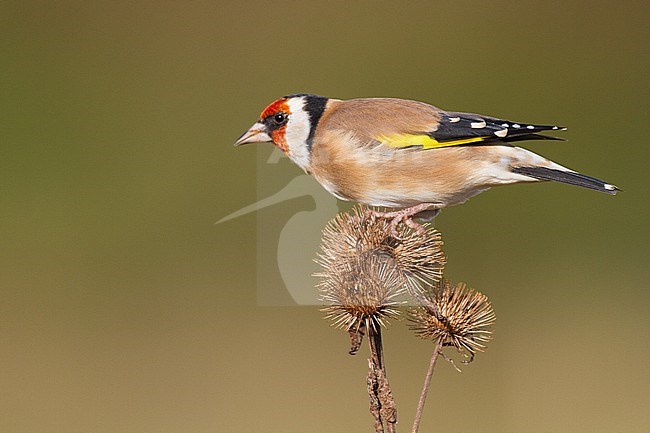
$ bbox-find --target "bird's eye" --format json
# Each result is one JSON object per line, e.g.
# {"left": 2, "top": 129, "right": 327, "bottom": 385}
{"left": 273, "top": 113, "right": 287, "bottom": 125}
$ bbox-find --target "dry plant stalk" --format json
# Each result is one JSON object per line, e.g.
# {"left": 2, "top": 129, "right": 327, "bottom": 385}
{"left": 367, "top": 326, "right": 397, "bottom": 433}
{"left": 408, "top": 280, "right": 496, "bottom": 433}
{"left": 316, "top": 205, "right": 495, "bottom": 433}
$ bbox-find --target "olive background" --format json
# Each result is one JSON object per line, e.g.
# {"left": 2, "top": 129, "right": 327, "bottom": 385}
{"left": 1, "top": 1, "right": 648, "bottom": 432}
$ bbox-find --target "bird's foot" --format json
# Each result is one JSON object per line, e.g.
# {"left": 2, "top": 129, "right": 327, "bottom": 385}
{"left": 364, "top": 203, "right": 439, "bottom": 239}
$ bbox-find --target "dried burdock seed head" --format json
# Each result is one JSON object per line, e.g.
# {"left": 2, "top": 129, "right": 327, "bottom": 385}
{"left": 319, "top": 253, "right": 406, "bottom": 333}
{"left": 316, "top": 206, "right": 446, "bottom": 303}
{"left": 315, "top": 206, "right": 391, "bottom": 269}
{"left": 390, "top": 223, "right": 445, "bottom": 298}
{"left": 409, "top": 280, "right": 496, "bottom": 361}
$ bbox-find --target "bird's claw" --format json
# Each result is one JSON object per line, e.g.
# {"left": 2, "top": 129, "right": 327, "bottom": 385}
{"left": 365, "top": 203, "right": 439, "bottom": 239}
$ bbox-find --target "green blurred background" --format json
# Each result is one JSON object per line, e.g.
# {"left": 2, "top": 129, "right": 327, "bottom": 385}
{"left": 1, "top": 1, "right": 648, "bottom": 432}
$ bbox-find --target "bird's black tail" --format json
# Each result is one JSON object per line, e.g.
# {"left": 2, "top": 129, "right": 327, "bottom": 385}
{"left": 511, "top": 166, "right": 619, "bottom": 195}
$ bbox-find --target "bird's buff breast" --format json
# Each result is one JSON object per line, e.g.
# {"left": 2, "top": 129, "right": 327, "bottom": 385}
{"left": 308, "top": 138, "right": 492, "bottom": 208}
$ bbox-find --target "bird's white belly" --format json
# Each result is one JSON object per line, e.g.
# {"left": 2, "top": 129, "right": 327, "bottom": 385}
{"left": 360, "top": 185, "right": 490, "bottom": 208}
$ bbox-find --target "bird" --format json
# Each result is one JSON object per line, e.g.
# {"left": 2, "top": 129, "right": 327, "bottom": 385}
{"left": 234, "top": 94, "right": 618, "bottom": 235}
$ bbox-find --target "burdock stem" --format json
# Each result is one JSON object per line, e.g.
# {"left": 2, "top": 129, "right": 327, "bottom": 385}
{"left": 411, "top": 337, "right": 444, "bottom": 433}
{"left": 367, "top": 325, "right": 397, "bottom": 433}
{"left": 369, "top": 324, "right": 385, "bottom": 369}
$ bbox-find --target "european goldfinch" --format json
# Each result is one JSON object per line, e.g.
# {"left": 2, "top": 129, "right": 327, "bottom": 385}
{"left": 235, "top": 94, "right": 618, "bottom": 232}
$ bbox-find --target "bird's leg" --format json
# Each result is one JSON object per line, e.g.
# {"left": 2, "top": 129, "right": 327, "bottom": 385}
{"left": 365, "top": 203, "right": 439, "bottom": 238}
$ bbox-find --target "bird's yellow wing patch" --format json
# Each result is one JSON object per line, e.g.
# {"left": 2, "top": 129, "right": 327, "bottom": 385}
{"left": 379, "top": 133, "right": 487, "bottom": 149}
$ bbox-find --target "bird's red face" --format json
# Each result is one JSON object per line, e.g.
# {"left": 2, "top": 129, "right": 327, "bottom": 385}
{"left": 235, "top": 97, "right": 292, "bottom": 153}
{"left": 259, "top": 98, "right": 291, "bottom": 152}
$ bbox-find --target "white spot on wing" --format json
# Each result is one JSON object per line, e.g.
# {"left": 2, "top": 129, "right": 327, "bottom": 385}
{"left": 471, "top": 120, "right": 487, "bottom": 129}
{"left": 604, "top": 184, "right": 617, "bottom": 191}
{"left": 448, "top": 116, "right": 460, "bottom": 122}
{"left": 552, "top": 126, "right": 558, "bottom": 130}
{"left": 501, "top": 123, "right": 509, "bottom": 128}
{"left": 512, "top": 124, "right": 521, "bottom": 128}
{"left": 527, "top": 125, "right": 535, "bottom": 129}
{"left": 494, "top": 129, "right": 508, "bottom": 137}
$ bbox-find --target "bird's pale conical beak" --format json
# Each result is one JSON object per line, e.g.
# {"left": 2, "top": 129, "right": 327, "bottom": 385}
{"left": 234, "top": 122, "right": 271, "bottom": 146}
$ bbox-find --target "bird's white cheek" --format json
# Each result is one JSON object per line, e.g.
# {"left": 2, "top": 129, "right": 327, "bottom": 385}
{"left": 284, "top": 105, "right": 312, "bottom": 171}
{"left": 284, "top": 118, "right": 310, "bottom": 148}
